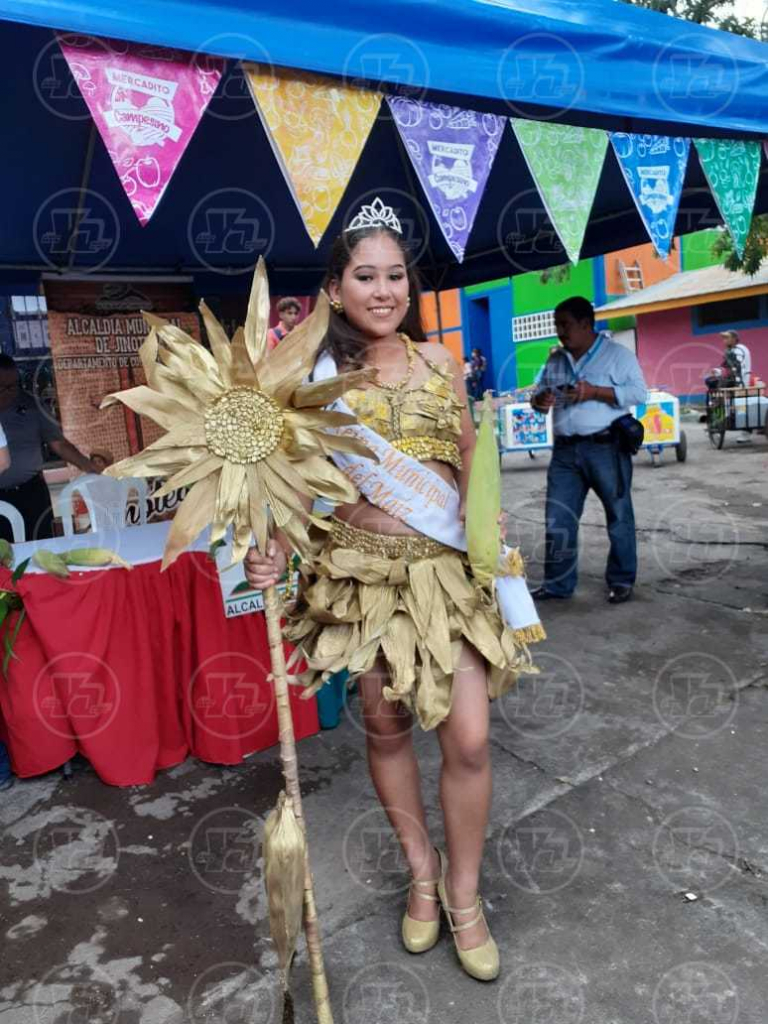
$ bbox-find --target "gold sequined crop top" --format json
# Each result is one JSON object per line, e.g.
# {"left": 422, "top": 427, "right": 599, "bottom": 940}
{"left": 344, "top": 338, "right": 465, "bottom": 470}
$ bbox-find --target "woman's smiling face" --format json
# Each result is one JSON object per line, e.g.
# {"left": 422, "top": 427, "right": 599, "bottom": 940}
{"left": 329, "top": 231, "right": 410, "bottom": 339}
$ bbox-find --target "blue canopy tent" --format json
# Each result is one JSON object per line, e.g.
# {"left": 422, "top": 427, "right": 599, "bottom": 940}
{"left": 2, "top": 0, "right": 768, "bottom": 291}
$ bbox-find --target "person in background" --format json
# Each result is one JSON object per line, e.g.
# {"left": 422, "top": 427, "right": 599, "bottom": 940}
{"left": 0, "top": 355, "right": 103, "bottom": 542}
{"left": 467, "top": 347, "right": 487, "bottom": 401}
{"left": 531, "top": 296, "right": 647, "bottom": 605}
{"left": 721, "top": 330, "right": 751, "bottom": 386}
{"left": 721, "top": 330, "right": 754, "bottom": 444}
{"left": 267, "top": 297, "right": 302, "bottom": 351}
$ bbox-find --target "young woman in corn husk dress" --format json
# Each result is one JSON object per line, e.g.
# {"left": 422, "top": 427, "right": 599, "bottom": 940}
{"left": 245, "top": 203, "right": 544, "bottom": 982}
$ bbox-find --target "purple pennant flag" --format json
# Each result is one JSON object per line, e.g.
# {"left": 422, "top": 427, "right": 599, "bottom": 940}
{"left": 388, "top": 97, "right": 504, "bottom": 262}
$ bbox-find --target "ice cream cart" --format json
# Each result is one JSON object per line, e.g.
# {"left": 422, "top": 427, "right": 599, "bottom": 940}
{"left": 632, "top": 389, "right": 687, "bottom": 465}
{"left": 496, "top": 392, "right": 553, "bottom": 458}
{"left": 496, "top": 388, "right": 686, "bottom": 465}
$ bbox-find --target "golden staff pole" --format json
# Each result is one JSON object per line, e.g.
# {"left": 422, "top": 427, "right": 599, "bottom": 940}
{"left": 263, "top": 584, "right": 334, "bottom": 1024}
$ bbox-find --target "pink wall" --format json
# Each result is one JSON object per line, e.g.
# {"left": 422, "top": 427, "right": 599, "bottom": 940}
{"left": 636, "top": 307, "right": 768, "bottom": 397}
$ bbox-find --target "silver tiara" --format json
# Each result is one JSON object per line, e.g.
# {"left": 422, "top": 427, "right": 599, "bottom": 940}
{"left": 345, "top": 197, "right": 402, "bottom": 234}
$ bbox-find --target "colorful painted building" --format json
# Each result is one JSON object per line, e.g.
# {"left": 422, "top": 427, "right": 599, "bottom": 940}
{"left": 421, "top": 229, "right": 745, "bottom": 398}
{"left": 596, "top": 249, "right": 768, "bottom": 399}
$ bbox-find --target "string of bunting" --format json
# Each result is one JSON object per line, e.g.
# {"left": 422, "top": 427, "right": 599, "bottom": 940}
{"left": 58, "top": 34, "right": 765, "bottom": 261}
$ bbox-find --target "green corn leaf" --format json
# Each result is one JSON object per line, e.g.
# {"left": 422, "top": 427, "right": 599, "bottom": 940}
{"left": 2, "top": 608, "right": 25, "bottom": 675}
{"left": 11, "top": 557, "right": 30, "bottom": 584}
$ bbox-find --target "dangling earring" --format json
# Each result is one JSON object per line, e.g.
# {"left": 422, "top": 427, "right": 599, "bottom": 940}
{"left": 330, "top": 298, "right": 344, "bottom": 316}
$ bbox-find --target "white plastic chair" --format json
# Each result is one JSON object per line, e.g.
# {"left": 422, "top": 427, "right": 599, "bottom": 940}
{"left": 0, "top": 500, "right": 26, "bottom": 543}
{"left": 58, "top": 475, "right": 148, "bottom": 537}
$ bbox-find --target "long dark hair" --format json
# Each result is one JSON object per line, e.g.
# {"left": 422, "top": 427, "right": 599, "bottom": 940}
{"left": 320, "top": 226, "right": 426, "bottom": 370}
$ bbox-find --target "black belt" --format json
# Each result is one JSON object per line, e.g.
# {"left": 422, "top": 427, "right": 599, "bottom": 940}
{"left": 0, "top": 471, "right": 45, "bottom": 494}
{"left": 555, "top": 429, "right": 614, "bottom": 446}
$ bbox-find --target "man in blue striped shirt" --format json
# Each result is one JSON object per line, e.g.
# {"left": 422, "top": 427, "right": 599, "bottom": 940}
{"left": 531, "top": 296, "right": 647, "bottom": 604}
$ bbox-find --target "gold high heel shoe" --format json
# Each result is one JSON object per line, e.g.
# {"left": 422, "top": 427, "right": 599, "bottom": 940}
{"left": 437, "top": 859, "right": 500, "bottom": 981}
{"left": 401, "top": 849, "right": 443, "bottom": 954}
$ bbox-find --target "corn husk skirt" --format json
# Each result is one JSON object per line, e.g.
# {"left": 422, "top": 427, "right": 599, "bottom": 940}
{"left": 287, "top": 519, "right": 545, "bottom": 731}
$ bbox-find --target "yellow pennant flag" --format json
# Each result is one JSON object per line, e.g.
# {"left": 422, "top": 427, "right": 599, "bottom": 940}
{"left": 244, "top": 65, "right": 382, "bottom": 246}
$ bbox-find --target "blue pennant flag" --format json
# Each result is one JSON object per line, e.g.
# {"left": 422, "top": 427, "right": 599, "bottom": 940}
{"left": 611, "top": 133, "right": 690, "bottom": 258}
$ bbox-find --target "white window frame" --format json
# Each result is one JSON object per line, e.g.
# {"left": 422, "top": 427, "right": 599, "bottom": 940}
{"left": 512, "top": 310, "right": 556, "bottom": 343}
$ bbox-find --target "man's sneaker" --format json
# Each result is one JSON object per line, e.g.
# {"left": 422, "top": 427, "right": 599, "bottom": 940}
{"left": 607, "top": 586, "right": 633, "bottom": 604}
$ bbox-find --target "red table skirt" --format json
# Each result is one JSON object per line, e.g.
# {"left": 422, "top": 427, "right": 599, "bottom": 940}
{"left": 0, "top": 552, "right": 318, "bottom": 785}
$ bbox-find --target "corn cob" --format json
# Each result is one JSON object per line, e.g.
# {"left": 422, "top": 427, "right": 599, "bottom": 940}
{"left": 466, "top": 393, "right": 501, "bottom": 587}
{"left": 62, "top": 548, "right": 133, "bottom": 570}
{"left": 33, "top": 550, "right": 70, "bottom": 578}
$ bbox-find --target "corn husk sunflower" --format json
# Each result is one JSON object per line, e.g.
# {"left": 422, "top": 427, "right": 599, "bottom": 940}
{"left": 100, "top": 257, "right": 374, "bottom": 570}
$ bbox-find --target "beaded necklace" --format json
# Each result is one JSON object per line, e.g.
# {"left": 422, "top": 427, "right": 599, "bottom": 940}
{"left": 373, "top": 334, "right": 416, "bottom": 392}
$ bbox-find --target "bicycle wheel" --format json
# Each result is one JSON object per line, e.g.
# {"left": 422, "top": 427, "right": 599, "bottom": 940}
{"left": 708, "top": 414, "right": 725, "bottom": 449}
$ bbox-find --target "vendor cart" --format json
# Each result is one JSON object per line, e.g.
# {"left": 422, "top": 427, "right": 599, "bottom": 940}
{"left": 495, "top": 388, "right": 687, "bottom": 465}
{"left": 633, "top": 390, "right": 687, "bottom": 465}
{"left": 705, "top": 384, "right": 768, "bottom": 449}
{"left": 497, "top": 392, "right": 553, "bottom": 457}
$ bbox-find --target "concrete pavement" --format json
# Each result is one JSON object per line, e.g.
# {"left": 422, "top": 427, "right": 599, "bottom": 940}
{"left": 1, "top": 421, "right": 767, "bottom": 1024}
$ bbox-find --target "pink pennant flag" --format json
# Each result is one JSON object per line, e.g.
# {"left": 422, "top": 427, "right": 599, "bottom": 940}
{"left": 58, "top": 34, "right": 224, "bottom": 226}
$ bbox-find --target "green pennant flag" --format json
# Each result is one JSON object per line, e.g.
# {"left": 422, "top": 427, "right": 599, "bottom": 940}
{"left": 512, "top": 120, "right": 609, "bottom": 264}
{"left": 694, "top": 139, "right": 761, "bottom": 258}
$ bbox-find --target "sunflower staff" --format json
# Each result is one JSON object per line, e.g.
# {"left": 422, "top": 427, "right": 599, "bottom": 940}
{"left": 102, "top": 259, "right": 375, "bottom": 1024}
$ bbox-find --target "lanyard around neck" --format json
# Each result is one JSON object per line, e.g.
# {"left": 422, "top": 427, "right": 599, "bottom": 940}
{"left": 565, "top": 333, "right": 604, "bottom": 384}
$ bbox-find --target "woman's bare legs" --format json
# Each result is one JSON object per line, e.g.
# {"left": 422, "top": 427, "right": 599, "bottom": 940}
{"left": 359, "top": 663, "right": 440, "bottom": 923}
{"left": 436, "top": 642, "right": 492, "bottom": 950}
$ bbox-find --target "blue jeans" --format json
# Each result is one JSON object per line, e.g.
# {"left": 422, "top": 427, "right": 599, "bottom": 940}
{"left": 544, "top": 439, "right": 637, "bottom": 597}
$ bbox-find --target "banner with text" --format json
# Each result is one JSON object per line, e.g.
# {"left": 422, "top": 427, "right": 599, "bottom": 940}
{"left": 513, "top": 120, "right": 608, "bottom": 264}
{"left": 389, "top": 97, "right": 504, "bottom": 262}
{"left": 245, "top": 65, "right": 381, "bottom": 246}
{"left": 44, "top": 279, "right": 201, "bottom": 463}
{"left": 58, "top": 33, "right": 223, "bottom": 225}
{"left": 695, "top": 139, "right": 760, "bottom": 258}
{"left": 611, "top": 133, "right": 690, "bottom": 259}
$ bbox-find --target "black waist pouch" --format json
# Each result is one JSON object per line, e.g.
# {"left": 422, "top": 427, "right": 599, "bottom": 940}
{"left": 610, "top": 413, "right": 644, "bottom": 455}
